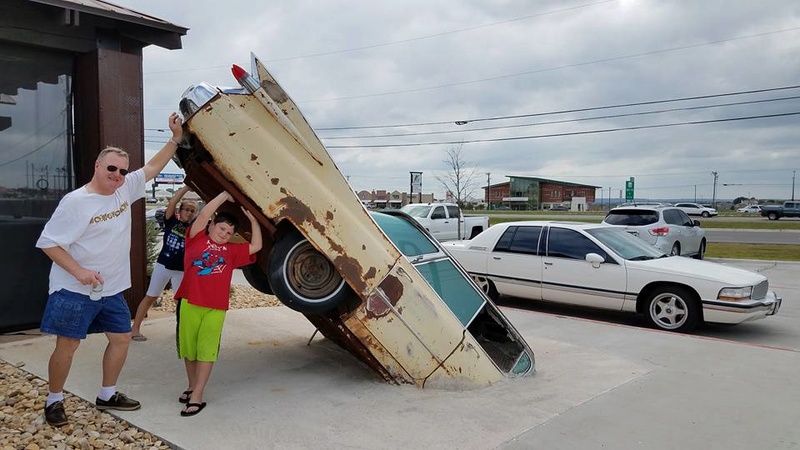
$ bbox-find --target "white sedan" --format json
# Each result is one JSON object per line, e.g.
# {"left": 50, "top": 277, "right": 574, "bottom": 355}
{"left": 442, "top": 221, "right": 781, "bottom": 333}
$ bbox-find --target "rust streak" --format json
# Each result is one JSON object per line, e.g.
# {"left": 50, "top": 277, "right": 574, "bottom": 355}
{"left": 380, "top": 275, "right": 404, "bottom": 306}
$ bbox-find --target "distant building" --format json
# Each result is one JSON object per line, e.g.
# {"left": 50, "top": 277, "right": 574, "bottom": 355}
{"left": 484, "top": 176, "right": 599, "bottom": 211}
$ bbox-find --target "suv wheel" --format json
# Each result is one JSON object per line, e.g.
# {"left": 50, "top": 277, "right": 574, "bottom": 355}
{"left": 692, "top": 240, "right": 706, "bottom": 260}
{"left": 670, "top": 243, "right": 681, "bottom": 256}
{"left": 701, "top": 211, "right": 710, "bottom": 218}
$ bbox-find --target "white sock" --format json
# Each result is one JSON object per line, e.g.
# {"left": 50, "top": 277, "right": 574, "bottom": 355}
{"left": 46, "top": 391, "right": 64, "bottom": 407}
{"left": 98, "top": 386, "right": 116, "bottom": 401}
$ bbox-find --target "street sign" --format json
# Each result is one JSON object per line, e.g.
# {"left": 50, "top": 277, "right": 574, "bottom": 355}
{"left": 625, "top": 177, "right": 635, "bottom": 201}
{"left": 155, "top": 173, "right": 184, "bottom": 184}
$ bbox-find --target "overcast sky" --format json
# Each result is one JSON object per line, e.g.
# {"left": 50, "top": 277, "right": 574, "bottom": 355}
{"left": 115, "top": 0, "right": 800, "bottom": 203}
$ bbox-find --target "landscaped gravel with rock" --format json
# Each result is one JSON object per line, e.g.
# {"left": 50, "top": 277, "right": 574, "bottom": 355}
{"left": 0, "top": 286, "right": 281, "bottom": 449}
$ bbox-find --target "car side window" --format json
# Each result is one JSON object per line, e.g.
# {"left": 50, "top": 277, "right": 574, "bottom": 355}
{"left": 546, "top": 227, "right": 608, "bottom": 260}
{"left": 677, "top": 210, "right": 694, "bottom": 226}
{"left": 494, "top": 226, "right": 517, "bottom": 252}
{"left": 508, "top": 226, "right": 542, "bottom": 255}
{"left": 431, "top": 206, "right": 446, "bottom": 220}
{"left": 446, "top": 205, "right": 460, "bottom": 219}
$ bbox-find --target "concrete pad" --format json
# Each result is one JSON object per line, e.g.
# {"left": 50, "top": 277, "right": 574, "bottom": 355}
{"left": 0, "top": 307, "right": 646, "bottom": 449}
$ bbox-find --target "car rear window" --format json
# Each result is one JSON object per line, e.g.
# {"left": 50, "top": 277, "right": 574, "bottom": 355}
{"left": 604, "top": 210, "right": 659, "bottom": 226}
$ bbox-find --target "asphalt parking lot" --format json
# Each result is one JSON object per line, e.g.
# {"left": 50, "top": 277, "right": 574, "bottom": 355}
{"left": 1, "top": 259, "right": 798, "bottom": 449}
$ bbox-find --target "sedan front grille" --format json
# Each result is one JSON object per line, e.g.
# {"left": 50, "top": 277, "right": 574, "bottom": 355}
{"left": 752, "top": 280, "right": 769, "bottom": 300}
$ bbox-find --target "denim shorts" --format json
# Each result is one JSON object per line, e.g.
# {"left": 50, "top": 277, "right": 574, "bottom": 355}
{"left": 40, "top": 289, "right": 132, "bottom": 339}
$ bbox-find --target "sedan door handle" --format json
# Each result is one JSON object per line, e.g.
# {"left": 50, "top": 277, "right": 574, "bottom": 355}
{"left": 544, "top": 262, "right": 553, "bottom": 266}
{"left": 492, "top": 256, "right": 501, "bottom": 260}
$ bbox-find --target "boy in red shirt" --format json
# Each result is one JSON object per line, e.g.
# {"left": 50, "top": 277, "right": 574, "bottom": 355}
{"left": 173, "top": 191, "right": 262, "bottom": 416}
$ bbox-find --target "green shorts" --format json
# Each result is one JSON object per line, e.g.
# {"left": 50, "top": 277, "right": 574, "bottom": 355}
{"left": 177, "top": 299, "right": 227, "bottom": 362}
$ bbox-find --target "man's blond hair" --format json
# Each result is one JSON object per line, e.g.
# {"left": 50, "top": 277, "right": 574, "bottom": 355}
{"left": 97, "top": 146, "right": 129, "bottom": 161}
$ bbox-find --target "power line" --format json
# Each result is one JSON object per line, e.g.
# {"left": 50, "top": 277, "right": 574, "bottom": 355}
{"left": 301, "top": 27, "right": 800, "bottom": 103}
{"left": 326, "top": 111, "right": 800, "bottom": 148}
{"left": 144, "top": 1, "right": 615, "bottom": 75}
{"left": 320, "top": 94, "right": 800, "bottom": 139}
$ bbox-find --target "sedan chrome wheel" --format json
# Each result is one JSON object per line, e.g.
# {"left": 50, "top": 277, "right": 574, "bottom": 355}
{"left": 471, "top": 275, "right": 499, "bottom": 301}
{"left": 646, "top": 286, "right": 700, "bottom": 332}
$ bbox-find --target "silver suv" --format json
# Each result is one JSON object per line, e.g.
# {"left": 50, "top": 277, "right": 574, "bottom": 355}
{"left": 601, "top": 206, "right": 706, "bottom": 258}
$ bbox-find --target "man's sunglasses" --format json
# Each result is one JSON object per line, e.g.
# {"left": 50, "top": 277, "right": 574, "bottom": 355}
{"left": 107, "top": 165, "right": 129, "bottom": 176}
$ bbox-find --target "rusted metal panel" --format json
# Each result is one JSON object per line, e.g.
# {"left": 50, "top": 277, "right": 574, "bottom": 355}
{"left": 186, "top": 94, "right": 402, "bottom": 298}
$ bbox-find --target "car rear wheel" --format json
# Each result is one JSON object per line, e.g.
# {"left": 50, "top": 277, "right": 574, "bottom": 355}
{"left": 693, "top": 240, "right": 706, "bottom": 260}
{"left": 768, "top": 212, "right": 779, "bottom": 220}
{"left": 267, "top": 229, "right": 352, "bottom": 314}
{"left": 670, "top": 242, "right": 681, "bottom": 256}
{"left": 471, "top": 275, "right": 499, "bottom": 301}
{"left": 645, "top": 286, "right": 700, "bottom": 332}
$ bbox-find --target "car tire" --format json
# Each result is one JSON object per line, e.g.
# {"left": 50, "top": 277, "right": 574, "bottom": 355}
{"left": 670, "top": 242, "right": 681, "bottom": 256}
{"left": 644, "top": 286, "right": 700, "bottom": 332}
{"left": 701, "top": 211, "right": 710, "bottom": 218}
{"left": 768, "top": 212, "right": 779, "bottom": 220}
{"left": 471, "top": 275, "right": 499, "bottom": 301}
{"left": 241, "top": 262, "right": 273, "bottom": 295}
{"left": 692, "top": 240, "right": 706, "bottom": 260}
{"left": 267, "top": 229, "right": 352, "bottom": 314}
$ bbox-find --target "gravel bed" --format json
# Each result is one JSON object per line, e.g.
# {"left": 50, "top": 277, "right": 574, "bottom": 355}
{"left": 0, "top": 285, "right": 281, "bottom": 449}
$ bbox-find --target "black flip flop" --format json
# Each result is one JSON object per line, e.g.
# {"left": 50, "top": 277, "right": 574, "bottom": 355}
{"left": 178, "top": 390, "right": 193, "bottom": 404}
{"left": 180, "top": 402, "right": 207, "bottom": 417}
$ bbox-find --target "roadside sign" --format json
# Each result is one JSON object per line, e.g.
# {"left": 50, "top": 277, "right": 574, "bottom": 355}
{"left": 625, "top": 177, "right": 635, "bottom": 201}
{"left": 155, "top": 173, "right": 184, "bottom": 184}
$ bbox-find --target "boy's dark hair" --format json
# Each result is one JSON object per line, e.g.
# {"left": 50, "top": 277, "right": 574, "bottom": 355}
{"left": 213, "top": 211, "right": 239, "bottom": 230}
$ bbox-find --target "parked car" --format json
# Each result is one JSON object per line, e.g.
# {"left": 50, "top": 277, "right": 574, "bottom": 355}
{"left": 441, "top": 221, "right": 781, "bottom": 333}
{"left": 674, "top": 202, "right": 718, "bottom": 218}
{"left": 737, "top": 205, "right": 763, "bottom": 214}
{"left": 601, "top": 205, "right": 706, "bottom": 258}
{"left": 172, "top": 54, "right": 534, "bottom": 387}
{"left": 549, "top": 205, "right": 570, "bottom": 211}
{"left": 145, "top": 207, "right": 166, "bottom": 230}
{"left": 760, "top": 201, "right": 800, "bottom": 220}
{"left": 399, "top": 202, "right": 489, "bottom": 241}
{"left": 146, "top": 197, "right": 158, "bottom": 203}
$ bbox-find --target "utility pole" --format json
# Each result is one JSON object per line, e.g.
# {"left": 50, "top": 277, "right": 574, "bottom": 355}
{"left": 711, "top": 171, "right": 718, "bottom": 208}
{"left": 486, "top": 173, "right": 491, "bottom": 209}
{"left": 793, "top": 170, "right": 796, "bottom": 201}
{"left": 694, "top": 185, "right": 697, "bottom": 203}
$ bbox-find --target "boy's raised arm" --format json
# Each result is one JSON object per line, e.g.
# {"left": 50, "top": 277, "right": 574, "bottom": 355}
{"left": 189, "top": 191, "right": 232, "bottom": 238}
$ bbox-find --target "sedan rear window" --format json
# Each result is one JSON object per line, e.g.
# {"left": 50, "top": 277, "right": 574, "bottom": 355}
{"left": 604, "top": 210, "right": 659, "bottom": 226}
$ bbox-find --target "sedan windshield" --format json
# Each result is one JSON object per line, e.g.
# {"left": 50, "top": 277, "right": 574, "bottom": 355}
{"left": 399, "top": 205, "right": 432, "bottom": 218}
{"left": 587, "top": 227, "right": 666, "bottom": 260}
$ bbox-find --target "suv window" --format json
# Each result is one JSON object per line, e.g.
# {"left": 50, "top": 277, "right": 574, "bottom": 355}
{"left": 494, "top": 226, "right": 542, "bottom": 255}
{"left": 603, "top": 209, "right": 659, "bottom": 226}
{"left": 546, "top": 228, "right": 608, "bottom": 260}
{"left": 663, "top": 208, "right": 693, "bottom": 227}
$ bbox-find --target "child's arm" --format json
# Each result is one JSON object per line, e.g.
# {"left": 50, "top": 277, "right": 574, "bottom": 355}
{"left": 242, "top": 207, "right": 262, "bottom": 255}
{"left": 165, "top": 185, "right": 191, "bottom": 220}
{"left": 188, "top": 191, "right": 232, "bottom": 238}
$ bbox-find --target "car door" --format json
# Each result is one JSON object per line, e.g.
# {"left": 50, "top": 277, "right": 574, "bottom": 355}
{"left": 664, "top": 209, "right": 702, "bottom": 254}
{"left": 677, "top": 203, "right": 699, "bottom": 215}
{"left": 427, "top": 205, "right": 451, "bottom": 240}
{"left": 446, "top": 205, "right": 462, "bottom": 240}
{"left": 486, "top": 225, "right": 543, "bottom": 301}
{"left": 540, "top": 226, "right": 626, "bottom": 310}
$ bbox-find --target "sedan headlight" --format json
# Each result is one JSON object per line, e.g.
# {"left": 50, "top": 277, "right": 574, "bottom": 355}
{"left": 718, "top": 286, "right": 753, "bottom": 301}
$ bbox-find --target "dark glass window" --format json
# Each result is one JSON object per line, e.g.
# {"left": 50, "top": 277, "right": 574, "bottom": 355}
{"left": 0, "top": 43, "right": 74, "bottom": 219}
{"left": 547, "top": 227, "right": 608, "bottom": 260}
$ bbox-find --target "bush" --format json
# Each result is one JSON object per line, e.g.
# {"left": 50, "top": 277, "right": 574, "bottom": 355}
{"left": 146, "top": 219, "right": 160, "bottom": 277}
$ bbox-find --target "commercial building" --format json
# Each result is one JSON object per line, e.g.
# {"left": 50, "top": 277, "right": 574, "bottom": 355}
{"left": 485, "top": 176, "right": 599, "bottom": 211}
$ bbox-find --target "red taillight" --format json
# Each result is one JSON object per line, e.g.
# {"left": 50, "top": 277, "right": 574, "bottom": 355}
{"left": 648, "top": 226, "right": 669, "bottom": 236}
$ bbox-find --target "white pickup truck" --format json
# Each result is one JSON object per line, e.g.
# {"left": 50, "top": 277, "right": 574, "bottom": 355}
{"left": 400, "top": 203, "right": 490, "bottom": 241}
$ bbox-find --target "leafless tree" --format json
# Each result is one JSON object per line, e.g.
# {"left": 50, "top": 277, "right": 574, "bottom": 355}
{"left": 437, "top": 143, "right": 478, "bottom": 208}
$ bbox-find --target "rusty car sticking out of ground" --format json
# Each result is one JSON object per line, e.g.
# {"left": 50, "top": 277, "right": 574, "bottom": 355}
{"left": 173, "top": 54, "right": 534, "bottom": 387}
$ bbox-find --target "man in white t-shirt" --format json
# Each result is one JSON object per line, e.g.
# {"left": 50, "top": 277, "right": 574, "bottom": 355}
{"left": 36, "top": 112, "right": 184, "bottom": 427}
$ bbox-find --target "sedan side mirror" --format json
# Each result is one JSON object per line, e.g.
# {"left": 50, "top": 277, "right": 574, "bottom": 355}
{"left": 585, "top": 252, "right": 605, "bottom": 268}
{"left": 693, "top": 220, "right": 701, "bottom": 227}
